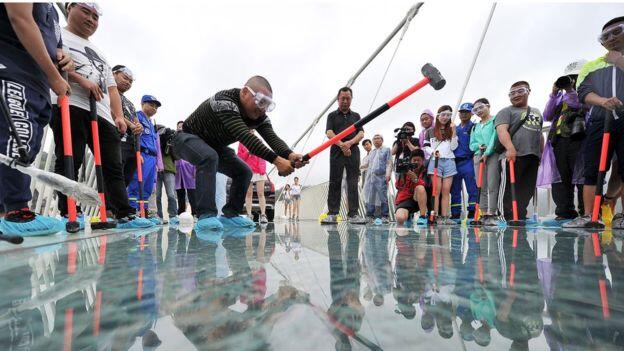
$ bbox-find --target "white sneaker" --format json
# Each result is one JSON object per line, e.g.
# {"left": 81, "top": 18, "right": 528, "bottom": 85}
{"left": 259, "top": 214, "right": 269, "bottom": 224}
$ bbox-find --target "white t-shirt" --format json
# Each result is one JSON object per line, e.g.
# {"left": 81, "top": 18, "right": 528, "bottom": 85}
{"left": 52, "top": 29, "right": 116, "bottom": 125}
{"left": 291, "top": 184, "right": 301, "bottom": 196}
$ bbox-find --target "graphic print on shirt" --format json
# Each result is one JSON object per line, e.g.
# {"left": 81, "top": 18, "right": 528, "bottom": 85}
{"left": 2, "top": 80, "right": 32, "bottom": 158}
{"left": 70, "top": 46, "right": 109, "bottom": 95}
{"left": 521, "top": 109, "right": 543, "bottom": 131}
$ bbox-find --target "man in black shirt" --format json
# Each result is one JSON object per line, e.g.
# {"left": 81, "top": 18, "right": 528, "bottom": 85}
{"left": 173, "top": 75, "right": 304, "bottom": 231}
{"left": 112, "top": 64, "right": 143, "bottom": 186}
{"left": 322, "top": 87, "right": 366, "bottom": 224}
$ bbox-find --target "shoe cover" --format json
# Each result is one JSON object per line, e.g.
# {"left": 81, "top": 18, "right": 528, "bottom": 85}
{"left": 0, "top": 215, "right": 63, "bottom": 237}
{"left": 195, "top": 216, "right": 224, "bottom": 231}
{"left": 218, "top": 216, "right": 255, "bottom": 228}
{"left": 118, "top": 217, "right": 155, "bottom": 229}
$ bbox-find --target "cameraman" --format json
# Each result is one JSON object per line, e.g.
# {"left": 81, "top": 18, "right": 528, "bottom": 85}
{"left": 394, "top": 149, "right": 429, "bottom": 226}
{"left": 392, "top": 121, "right": 420, "bottom": 160}
{"left": 542, "top": 61, "right": 587, "bottom": 225}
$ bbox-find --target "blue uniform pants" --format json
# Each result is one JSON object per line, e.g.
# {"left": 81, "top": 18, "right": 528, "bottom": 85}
{"left": 451, "top": 158, "right": 478, "bottom": 216}
{"left": 128, "top": 153, "right": 157, "bottom": 211}
{"left": 0, "top": 79, "right": 49, "bottom": 211}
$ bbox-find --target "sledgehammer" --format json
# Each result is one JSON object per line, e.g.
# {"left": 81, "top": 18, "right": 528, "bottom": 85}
{"left": 279, "top": 63, "right": 446, "bottom": 175}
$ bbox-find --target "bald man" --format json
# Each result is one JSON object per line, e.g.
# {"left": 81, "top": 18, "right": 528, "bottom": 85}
{"left": 173, "top": 76, "right": 305, "bottom": 231}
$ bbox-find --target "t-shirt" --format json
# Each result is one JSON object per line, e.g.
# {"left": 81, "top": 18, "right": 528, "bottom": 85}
{"left": 494, "top": 105, "right": 543, "bottom": 159}
{"left": 0, "top": 3, "right": 61, "bottom": 99}
{"left": 120, "top": 93, "right": 137, "bottom": 144}
{"left": 291, "top": 184, "right": 301, "bottom": 196}
{"left": 395, "top": 172, "right": 426, "bottom": 205}
{"left": 52, "top": 28, "right": 116, "bottom": 125}
{"left": 325, "top": 109, "right": 364, "bottom": 157}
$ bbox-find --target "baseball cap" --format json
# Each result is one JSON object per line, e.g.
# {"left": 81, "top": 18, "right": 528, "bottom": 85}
{"left": 459, "top": 102, "right": 474, "bottom": 112}
{"left": 67, "top": 3, "right": 102, "bottom": 16}
{"left": 141, "top": 95, "right": 161, "bottom": 107}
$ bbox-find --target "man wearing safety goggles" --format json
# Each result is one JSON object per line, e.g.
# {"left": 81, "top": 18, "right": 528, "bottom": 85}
{"left": 173, "top": 76, "right": 306, "bottom": 231}
{"left": 495, "top": 81, "right": 544, "bottom": 224}
{"left": 450, "top": 102, "right": 478, "bottom": 222}
{"left": 564, "top": 16, "right": 624, "bottom": 229}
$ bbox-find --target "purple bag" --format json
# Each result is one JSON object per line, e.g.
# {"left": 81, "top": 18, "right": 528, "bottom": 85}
{"left": 537, "top": 140, "right": 561, "bottom": 188}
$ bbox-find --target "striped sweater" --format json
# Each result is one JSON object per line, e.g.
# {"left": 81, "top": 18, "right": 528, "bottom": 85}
{"left": 183, "top": 88, "right": 292, "bottom": 163}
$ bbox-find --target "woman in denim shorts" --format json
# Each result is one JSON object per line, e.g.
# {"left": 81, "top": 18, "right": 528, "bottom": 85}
{"left": 423, "top": 105, "right": 458, "bottom": 225}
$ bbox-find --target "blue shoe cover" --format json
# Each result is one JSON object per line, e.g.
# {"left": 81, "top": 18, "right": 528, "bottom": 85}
{"left": 218, "top": 215, "right": 255, "bottom": 228}
{"left": 169, "top": 217, "right": 180, "bottom": 225}
{"left": 195, "top": 216, "right": 224, "bottom": 231}
{"left": 148, "top": 217, "right": 163, "bottom": 225}
{"left": 118, "top": 217, "right": 155, "bottom": 229}
{"left": 0, "top": 215, "right": 63, "bottom": 237}
{"left": 374, "top": 218, "right": 383, "bottom": 226}
{"left": 525, "top": 218, "right": 540, "bottom": 228}
{"left": 222, "top": 226, "right": 255, "bottom": 239}
{"left": 542, "top": 218, "right": 572, "bottom": 228}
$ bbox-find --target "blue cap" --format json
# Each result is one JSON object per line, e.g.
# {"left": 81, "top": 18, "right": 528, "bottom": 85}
{"left": 141, "top": 95, "right": 161, "bottom": 107}
{"left": 459, "top": 102, "right": 474, "bottom": 112}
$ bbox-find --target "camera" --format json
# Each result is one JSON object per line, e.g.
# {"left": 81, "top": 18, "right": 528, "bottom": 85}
{"left": 394, "top": 127, "right": 414, "bottom": 141}
{"left": 395, "top": 156, "right": 421, "bottom": 173}
{"left": 555, "top": 75, "right": 573, "bottom": 90}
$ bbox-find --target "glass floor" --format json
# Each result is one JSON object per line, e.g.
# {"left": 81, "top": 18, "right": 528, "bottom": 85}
{"left": 0, "top": 221, "right": 622, "bottom": 350}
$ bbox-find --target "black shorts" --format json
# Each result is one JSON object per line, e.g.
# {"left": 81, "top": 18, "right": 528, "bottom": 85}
{"left": 396, "top": 198, "right": 420, "bottom": 215}
{"left": 583, "top": 114, "right": 624, "bottom": 185}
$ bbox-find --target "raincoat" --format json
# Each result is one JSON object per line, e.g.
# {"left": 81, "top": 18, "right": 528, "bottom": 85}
{"left": 363, "top": 146, "right": 392, "bottom": 207}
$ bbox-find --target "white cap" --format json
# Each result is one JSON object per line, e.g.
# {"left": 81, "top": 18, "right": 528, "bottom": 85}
{"left": 563, "top": 60, "right": 588, "bottom": 76}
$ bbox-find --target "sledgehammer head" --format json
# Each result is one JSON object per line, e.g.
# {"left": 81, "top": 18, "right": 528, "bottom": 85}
{"left": 421, "top": 63, "right": 446, "bottom": 90}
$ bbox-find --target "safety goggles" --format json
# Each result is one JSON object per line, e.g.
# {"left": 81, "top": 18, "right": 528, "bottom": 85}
{"left": 508, "top": 87, "right": 529, "bottom": 98}
{"left": 245, "top": 86, "right": 275, "bottom": 112}
{"left": 437, "top": 111, "right": 452, "bottom": 118}
{"left": 113, "top": 67, "right": 135, "bottom": 81}
{"left": 599, "top": 23, "right": 624, "bottom": 44}
{"left": 471, "top": 104, "right": 489, "bottom": 114}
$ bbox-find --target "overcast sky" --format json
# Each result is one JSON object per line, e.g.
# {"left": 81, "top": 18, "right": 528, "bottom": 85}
{"left": 62, "top": 1, "right": 622, "bottom": 187}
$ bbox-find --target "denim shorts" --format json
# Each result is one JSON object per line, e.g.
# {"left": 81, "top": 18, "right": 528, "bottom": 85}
{"left": 427, "top": 158, "right": 457, "bottom": 178}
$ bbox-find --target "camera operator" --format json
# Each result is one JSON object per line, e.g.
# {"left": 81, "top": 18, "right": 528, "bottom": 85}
{"left": 394, "top": 149, "right": 429, "bottom": 226}
{"left": 541, "top": 61, "right": 587, "bottom": 225}
{"left": 392, "top": 122, "right": 420, "bottom": 161}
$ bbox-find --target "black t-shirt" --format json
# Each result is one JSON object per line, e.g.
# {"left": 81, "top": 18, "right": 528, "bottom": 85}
{"left": 392, "top": 137, "right": 420, "bottom": 159}
{"left": 0, "top": 4, "right": 61, "bottom": 99}
{"left": 325, "top": 109, "right": 364, "bottom": 156}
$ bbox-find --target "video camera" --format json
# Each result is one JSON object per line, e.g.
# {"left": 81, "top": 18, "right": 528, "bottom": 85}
{"left": 395, "top": 156, "right": 423, "bottom": 174}
{"left": 394, "top": 127, "right": 414, "bottom": 141}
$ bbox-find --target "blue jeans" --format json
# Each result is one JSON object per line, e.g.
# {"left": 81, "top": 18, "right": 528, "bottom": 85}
{"left": 157, "top": 171, "right": 178, "bottom": 218}
{"left": 366, "top": 203, "right": 389, "bottom": 217}
{"left": 172, "top": 132, "right": 251, "bottom": 218}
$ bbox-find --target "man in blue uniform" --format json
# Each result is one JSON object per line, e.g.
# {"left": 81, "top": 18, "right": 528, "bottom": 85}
{"left": 127, "top": 95, "right": 161, "bottom": 217}
{"left": 450, "top": 102, "right": 478, "bottom": 221}
{"left": 0, "top": 3, "right": 73, "bottom": 236}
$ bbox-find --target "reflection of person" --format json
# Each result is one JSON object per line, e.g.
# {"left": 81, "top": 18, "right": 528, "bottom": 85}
{"left": 494, "top": 229, "right": 545, "bottom": 350}
{"left": 361, "top": 227, "right": 392, "bottom": 306}
{"left": 325, "top": 225, "right": 364, "bottom": 349}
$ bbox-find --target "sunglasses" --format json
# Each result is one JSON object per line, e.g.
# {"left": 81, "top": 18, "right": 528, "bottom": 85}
{"left": 245, "top": 86, "right": 275, "bottom": 112}
{"left": 508, "top": 87, "right": 529, "bottom": 98}
{"left": 599, "top": 23, "right": 624, "bottom": 44}
{"left": 471, "top": 104, "right": 489, "bottom": 114}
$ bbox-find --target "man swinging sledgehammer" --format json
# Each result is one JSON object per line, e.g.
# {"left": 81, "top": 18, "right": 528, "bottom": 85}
{"left": 173, "top": 76, "right": 306, "bottom": 231}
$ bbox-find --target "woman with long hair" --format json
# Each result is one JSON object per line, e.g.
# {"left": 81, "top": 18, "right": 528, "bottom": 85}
{"left": 291, "top": 177, "right": 302, "bottom": 221}
{"left": 283, "top": 184, "right": 292, "bottom": 219}
{"left": 423, "top": 105, "right": 458, "bottom": 225}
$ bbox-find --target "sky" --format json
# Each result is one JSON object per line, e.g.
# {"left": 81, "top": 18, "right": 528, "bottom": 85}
{"left": 58, "top": 1, "right": 623, "bottom": 188}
